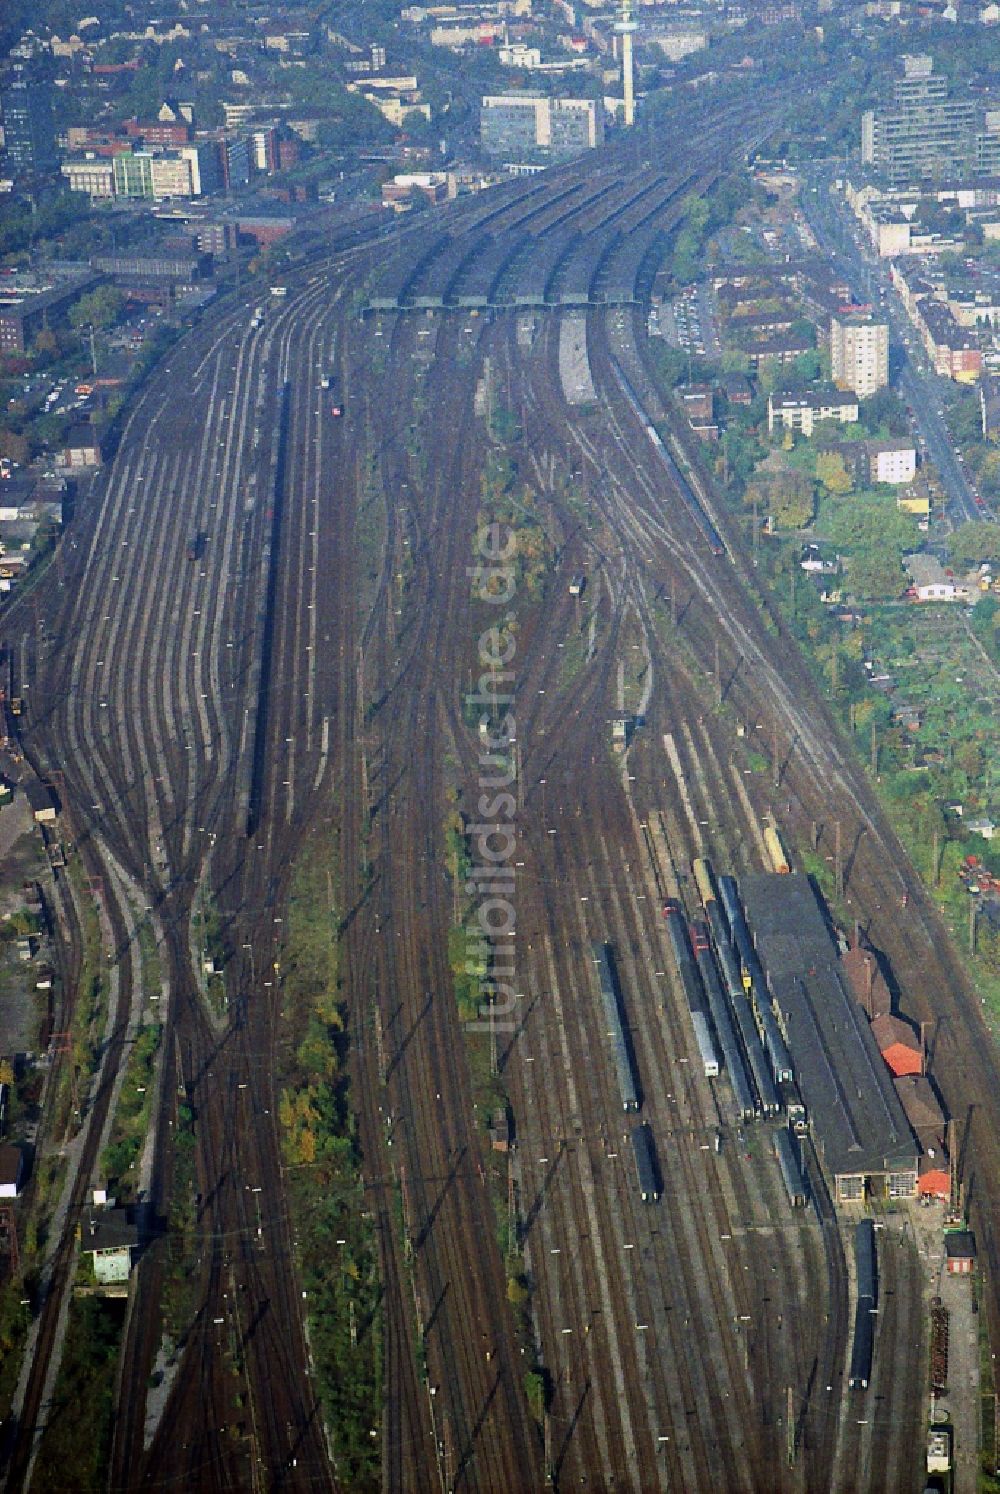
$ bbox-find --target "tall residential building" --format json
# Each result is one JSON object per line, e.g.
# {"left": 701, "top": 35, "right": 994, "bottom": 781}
{"left": 2, "top": 69, "right": 57, "bottom": 180}
{"left": 861, "top": 55, "right": 1000, "bottom": 185}
{"left": 480, "top": 94, "right": 603, "bottom": 159}
{"left": 830, "top": 313, "right": 889, "bottom": 399}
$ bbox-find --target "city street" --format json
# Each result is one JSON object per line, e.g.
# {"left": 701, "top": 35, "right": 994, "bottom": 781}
{"left": 801, "top": 169, "right": 985, "bottom": 528}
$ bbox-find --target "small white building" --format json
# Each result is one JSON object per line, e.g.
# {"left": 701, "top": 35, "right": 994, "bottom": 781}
{"left": 868, "top": 441, "right": 917, "bottom": 485}
{"left": 82, "top": 1207, "right": 139, "bottom": 1285}
{"left": 0, "top": 1143, "right": 23, "bottom": 1199}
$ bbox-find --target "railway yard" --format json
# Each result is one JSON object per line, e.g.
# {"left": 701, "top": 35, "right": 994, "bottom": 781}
{"left": 2, "top": 90, "right": 1000, "bottom": 1492}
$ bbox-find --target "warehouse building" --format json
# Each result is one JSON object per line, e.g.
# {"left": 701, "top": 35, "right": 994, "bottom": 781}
{"left": 894, "top": 1074, "right": 950, "bottom": 1200}
{"left": 739, "top": 874, "right": 919, "bottom": 1204}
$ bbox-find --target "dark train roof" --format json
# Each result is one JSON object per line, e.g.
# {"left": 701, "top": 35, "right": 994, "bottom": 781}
{"left": 739, "top": 874, "right": 917, "bottom": 1181}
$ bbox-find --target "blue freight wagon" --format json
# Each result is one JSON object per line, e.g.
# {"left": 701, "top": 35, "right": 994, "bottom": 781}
{"left": 631, "top": 1123, "right": 661, "bottom": 1203}
{"left": 592, "top": 942, "right": 640, "bottom": 1112}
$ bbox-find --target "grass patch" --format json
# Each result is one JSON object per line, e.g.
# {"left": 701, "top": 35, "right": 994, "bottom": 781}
{"left": 30, "top": 1296, "right": 125, "bottom": 1493}
{"left": 100, "top": 1021, "right": 161, "bottom": 1199}
{"left": 0, "top": 1278, "right": 33, "bottom": 1424}
{"left": 277, "top": 832, "right": 382, "bottom": 1491}
{"left": 161, "top": 1097, "right": 199, "bottom": 1343}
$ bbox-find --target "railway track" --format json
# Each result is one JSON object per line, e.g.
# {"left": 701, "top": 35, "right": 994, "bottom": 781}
{"left": 0, "top": 78, "right": 972, "bottom": 1493}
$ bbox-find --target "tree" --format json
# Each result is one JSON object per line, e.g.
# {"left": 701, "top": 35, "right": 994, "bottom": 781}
{"left": 862, "top": 386, "right": 909, "bottom": 437}
{"left": 34, "top": 328, "right": 58, "bottom": 360}
{"left": 746, "top": 470, "right": 814, "bottom": 530}
{"left": 948, "top": 521, "right": 1000, "bottom": 570}
{"left": 977, "top": 922, "right": 1000, "bottom": 977}
{"left": 976, "top": 450, "right": 1000, "bottom": 496}
{"left": 0, "top": 430, "right": 29, "bottom": 466}
{"left": 816, "top": 450, "right": 853, "bottom": 495}
{"left": 846, "top": 547, "right": 904, "bottom": 600}
{"left": 70, "top": 286, "right": 124, "bottom": 333}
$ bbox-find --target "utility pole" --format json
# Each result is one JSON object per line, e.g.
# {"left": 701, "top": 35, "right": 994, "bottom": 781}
{"left": 932, "top": 826, "right": 941, "bottom": 885}
{"left": 489, "top": 1002, "right": 498, "bottom": 1077}
{"left": 870, "top": 720, "right": 878, "bottom": 777}
{"left": 752, "top": 495, "right": 760, "bottom": 566}
{"left": 772, "top": 725, "right": 780, "bottom": 789}
{"left": 714, "top": 639, "right": 721, "bottom": 707}
{"left": 834, "top": 819, "right": 843, "bottom": 899}
{"left": 670, "top": 576, "right": 677, "bottom": 628}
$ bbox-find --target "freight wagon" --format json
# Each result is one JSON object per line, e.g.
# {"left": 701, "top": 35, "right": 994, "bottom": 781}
{"left": 855, "top": 1219, "right": 877, "bottom": 1307}
{"left": 773, "top": 1127, "right": 808, "bottom": 1208}
{"left": 849, "top": 1219, "right": 878, "bottom": 1390}
{"left": 763, "top": 823, "right": 791, "bottom": 875}
{"left": 758, "top": 1005, "right": 795, "bottom": 1087}
{"left": 662, "top": 899, "right": 706, "bottom": 1016}
{"left": 730, "top": 993, "right": 780, "bottom": 1114}
{"left": 592, "top": 942, "right": 640, "bottom": 1112}
{"left": 692, "top": 855, "right": 716, "bottom": 909}
{"left": 848, "top": 1304, "right": 874, "bottom": 1391}
{"left": 691, "top": 1010, "right": 720, "bottom": 1078}
{"left": 631, "top": 1122, "right": 661, "bottom": 1203}
{"left": 663, "top": 900, "right": 725, "bottom": 1079}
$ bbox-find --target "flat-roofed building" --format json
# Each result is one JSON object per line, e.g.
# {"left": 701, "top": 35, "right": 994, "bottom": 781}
{"left": 61, "top": 158, "right": 116, "bottom": 199}
{"left": 861, "top": 56, "right": 999, "bottom": 186}
{"left": 867, "top": 440, "right": 917, "bottom": 485}
{"left": 0, "top": 266, "right": 100, "bottom": 353}
{"left": 767, "top": 385, "right": 859, "bottom": 437}
{"left": 739, "top": 873, "right": 919, "bottom": 1204}
{"left": 481, "top": 94, "right": 604, "bottom": 159}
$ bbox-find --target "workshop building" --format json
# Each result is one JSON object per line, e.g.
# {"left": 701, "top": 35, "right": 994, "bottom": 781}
{"left": 739, "top": 874, "right": 919, "bottom": 1204}
{"left": 945, "top": 1231, "right": 976, "bottom": 1275}
{"left": 870, "top": 1012, "right": 923, "bottom": 1077}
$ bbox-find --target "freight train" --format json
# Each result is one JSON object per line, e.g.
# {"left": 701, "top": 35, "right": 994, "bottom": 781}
{"left": 609, "top": 359, "right": 726, "bottom": 556}
{"left": 717, "top": 876, "right": 795, "bottom": 1086}
{"left": 691, "top": 860, "right": 778, "bottom": 1116}
{"left": 849, "top": 1219, "right": 878, "bottom": 1390}
{"left": 662, "top": 900, "right": 721, "bottom": 1078}
{"left": 773, "top": 1127, "right": 808, "bottom": 1208}
{"left": 690, "top": 920, "right": 756, "bottom": 1119}
{"left": 592, "top": 942, "right": 640, "bottom": 1112}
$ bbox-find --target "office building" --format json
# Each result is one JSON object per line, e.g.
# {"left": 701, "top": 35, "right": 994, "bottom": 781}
{"left": 2, "top": 69, "right": 57, "bottom": 180}
{"left": 831, "top": 312, "right": 889, "bottom": 398}
{"left": 481, "top": 95, "right": 604, "bottom": 160}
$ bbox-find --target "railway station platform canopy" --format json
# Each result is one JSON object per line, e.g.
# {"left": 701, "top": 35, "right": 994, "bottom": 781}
{"left": 739, "top": 874, "right": 918, "bottom": 1205}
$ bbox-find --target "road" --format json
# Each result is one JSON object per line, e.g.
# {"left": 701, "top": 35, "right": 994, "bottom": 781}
{"left": 800, "top": 167, "right": 984, "bottom": 527}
